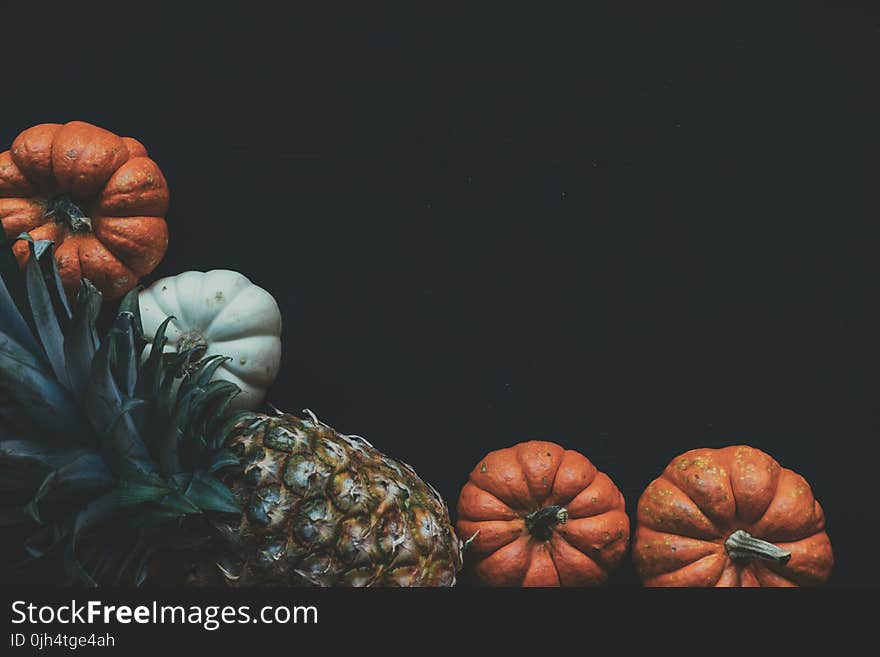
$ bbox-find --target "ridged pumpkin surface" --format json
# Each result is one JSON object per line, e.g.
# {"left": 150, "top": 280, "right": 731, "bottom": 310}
{"left": 633, "top": 445, "right": 833, "bottom": 587}
{"left": 456, "top": 441, "right": 629, "bottom": 586}
{"left": 0, "top": 121, "right": 169, "bottom": 299}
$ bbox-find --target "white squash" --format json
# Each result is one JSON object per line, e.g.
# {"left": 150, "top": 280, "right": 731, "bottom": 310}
{"left": 138, "top": 270, "right": 282, "bottom": 411}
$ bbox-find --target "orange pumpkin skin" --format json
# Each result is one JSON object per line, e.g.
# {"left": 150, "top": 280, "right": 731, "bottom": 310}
{"left": 633, "top": 445, "right": 833, "bottom": 587}
{"left": 456, "top": 441, "right": 630, "bottom": 586}
{"left": 0, "top": 121, "right": 169, "bottom": 300}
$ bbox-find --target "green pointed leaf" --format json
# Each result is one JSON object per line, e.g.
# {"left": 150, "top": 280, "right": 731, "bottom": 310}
{"left": 198, "top": 380, "right": 239, "bottom": 408}
{"left": 204, "top": 391, "right": 239, "bottom": 436}
{"left": 0, "top": 331, "right": 88, "bottom": 441}
{"left": 156, "top": 421, "right": 183, "bottom": 476}
{"left": 192, "top": 355, "right": 230, "bottom": 388}
{"left": 22, "top": 526, "right": 54, "bottom": 559}
{"left": 109, "top": 314, "right": 139, "bottom": 398}
{"left": 106, "top": 397, "right": 147, "bottom": 433}
{"left": 90, "top": 547, "right": 123, "bottom": 584}
{"left": 212, "top": 410, "right": 256, "bottom": 450}
{"left": 158, "top": 491, "right": 200, "bottom": 515}
{"left": 185, "top": 471, "right": 240, "bottom": 514}
{"left": 22, "top": 500, "right": 41, "bottom": 523}
{"left": 130, "top": 315, "right": 175, "bottom": 442}
{"left": 182, "top": 381, "right": 240, "bottom": 465}
{"left": 0, "top": 271, "right": 46, "bottom": 368}
{"left": 116, "top": 481, "right": 171, "bottom": 506}
{"left": 135, "top": 316, "right": 174, "bottom": 402}
{"left": 169, "top": 371, "right": 238, "bottom": 469}
{"left": 96, "top": 537, "right": 148, "bottom": 586}
{"left": 170, "top": 473, "right": 192, "bottom": 489}
{"left": 85, "top": 318, "right": 153, "bottom": 474}
{"left": 171, "top": 378, "right": 202, "bottom": 426}
{"left": 180, "top": 379, "right": 238, "bottom": 434}
{"left": 35, "top": 239, "right": 72, "bottom": 323}
{"left": 66, "top": 491, "right": 125, "bottom": 586}
{"left": 169, "top": 346, "right": 202, "bottom": 377}
{"left": 0, "top": 440, "right": 88, "bottom": 470}
{"left": 0, "top": 328, "right": 53, "bottom": 376}
{"left": 117, "top": 287, "right": 144, "bottom": 343}
{"left": 190, "top": 391, "right": 246, "bottom": 467}
{"left": 24, "top": 453, "right": 113, "bottom": 523}
{"left": 0, "top": 226, "right": 43, "bottom": 355}
{"left": 208, "top": 449, "right": 240, "bottom": 473}
{"left": 64, "top": 280, "right": 101, "bottom": 397}
{"left": 0, "top": 438, "right": 101, "bottom": 495}
{"left": 132, "top": 548, "right": 155, "bottom": 587}
{"left": 157, "top": 346, "right": 201, "bottom": 415}
{"left": 24, "top": 240, "right": 70, "bottom": 388}
{"left": 116, "top": 470, "right": 200, "bottom": 515}
{"left": 152, "top": 346, "right": 202, "bottom": 474}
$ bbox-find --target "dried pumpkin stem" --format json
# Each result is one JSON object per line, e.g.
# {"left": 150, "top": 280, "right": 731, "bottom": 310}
{"left": 178, "top": 331, "right": 208, "bottom": 359}
{"left": 725, "top": 529, "right": 791, "bottom": 565}
{"left": 47, "top": 195, "right": 92, "bottom": 232}
{"left": 178, "top": 331, "right": 209, "bottom": 376}
{"left": 525, "top": 505, "right": 568, "bottom": 541}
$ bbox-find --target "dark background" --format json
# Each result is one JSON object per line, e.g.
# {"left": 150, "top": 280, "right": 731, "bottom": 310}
{"left": 2, "top": 3, "right": 878, "bottom": 588}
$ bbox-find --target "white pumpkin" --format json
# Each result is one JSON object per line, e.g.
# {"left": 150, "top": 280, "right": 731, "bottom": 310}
{"left": 138, "top": 270, "right": 282, "bottom": 411}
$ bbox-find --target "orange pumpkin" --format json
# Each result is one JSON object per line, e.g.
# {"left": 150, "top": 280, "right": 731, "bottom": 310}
{"left": 633, "top": 445, "right": 833, "bottom": 587}
{"left": 0, "top": 121, "right": 169, "bottom": 300}
{"left": 456, "top": 441, "right": 630, "bottom": 586}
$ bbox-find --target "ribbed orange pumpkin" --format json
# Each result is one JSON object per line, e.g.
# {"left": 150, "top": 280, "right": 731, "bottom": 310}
{"left": 0, "top": 121, "right": 169, "bottom": 299}
{"left": 633, "top": 445, "right": 833, "bottom": 587}
{"left": 456, "top": 441, "right": 629, "bottom": 586}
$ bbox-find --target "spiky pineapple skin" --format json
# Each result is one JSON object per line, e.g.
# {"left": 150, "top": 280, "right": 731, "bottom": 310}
{"left": 186, "top": 412, "right": 462, "bottom": 587}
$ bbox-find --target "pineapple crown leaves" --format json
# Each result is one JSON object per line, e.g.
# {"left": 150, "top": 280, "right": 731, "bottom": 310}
{"left": 0, "top": 227, "right": 251, "bottom": 585}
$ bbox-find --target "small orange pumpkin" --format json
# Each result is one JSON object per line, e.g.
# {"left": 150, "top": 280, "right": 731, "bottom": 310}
{"left": 633, "top": 445, "right": 833, "bottom": 587}
{"left": 0, "top": 120, "right": 169, "bottom": 300}
{"left": 456, "top": 441, "right": 630, "bottom": 586}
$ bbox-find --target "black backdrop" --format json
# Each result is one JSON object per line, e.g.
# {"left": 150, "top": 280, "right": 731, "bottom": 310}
{"left": 2, "top": 3, "right": 878, "bottom": 589}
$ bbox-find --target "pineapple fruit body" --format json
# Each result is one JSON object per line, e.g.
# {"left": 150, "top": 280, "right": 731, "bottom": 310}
{"left": 186, "top": 411, "right": 462, "bottom": 587}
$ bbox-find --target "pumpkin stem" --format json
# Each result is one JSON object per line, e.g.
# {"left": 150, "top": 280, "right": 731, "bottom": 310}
{"left": 178, "top": 330, "right": 209, "bottom": 361}
{"left": 725, "top": 529, "right": 791, "bottom": 565}
{"left": 525, "top": 505, "right": 568, "bottom": 541}
{"left": 46, "top": 195, "right": 92, "bottom": 232}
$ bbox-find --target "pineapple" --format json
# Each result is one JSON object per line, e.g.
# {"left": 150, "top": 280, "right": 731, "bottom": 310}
{"left": 0, "top": 234, "right": 461, "bottom": 586}
{"left": 187, "top": 411, "right": 461, "bottom": 586}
